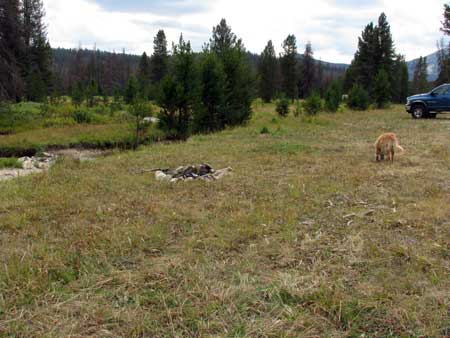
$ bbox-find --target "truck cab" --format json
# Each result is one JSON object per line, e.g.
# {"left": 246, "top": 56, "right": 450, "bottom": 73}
{"left": 406, "top": 84, "right": 450, "bottom": 119}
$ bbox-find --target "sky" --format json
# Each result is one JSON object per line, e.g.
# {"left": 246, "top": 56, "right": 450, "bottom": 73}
{"left": 43, "top": 0, "right": 448, "bottom": 64}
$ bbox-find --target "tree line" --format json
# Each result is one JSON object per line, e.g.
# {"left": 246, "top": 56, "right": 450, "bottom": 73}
{"left": 0, "top": 0, "right": 52, "bottom": 102}
{"left": 8, "top": 0, "right": 450, "bottom": 118}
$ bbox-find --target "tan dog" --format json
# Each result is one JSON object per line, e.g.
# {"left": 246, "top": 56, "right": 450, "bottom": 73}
{"left": 375, "top": 133, "right": 404, "bottom": 162}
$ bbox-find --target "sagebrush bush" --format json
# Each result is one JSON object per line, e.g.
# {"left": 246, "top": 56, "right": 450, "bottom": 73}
{"left": 303, "top": 92, "right": 323, "bottom": 116}
{"left": 276, "top": 97, "right": 290, "bottom": 117}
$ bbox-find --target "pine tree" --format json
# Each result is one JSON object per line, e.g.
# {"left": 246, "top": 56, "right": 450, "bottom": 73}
{"left": 210, "top": 18, "right": 239, "bottom": 55}
{"left": 258, "top": 40, "right": 278, "bottom": 103}
{"left": 209, "top": 19, "right": 254, "bottom": 126}
{"left": 376, "top": 14, "right": 395, "bottom": 74}
{"left": 138, "top": 52, "right": 151, "bottom": 95}
{"left": 345, "top": 13, "right": 396, "bottom": 104}
{"left": 0, "top": 0, "right": 25, "bottom": 101}
{"left": 157, "top": 35, "right": 198, "bottom": 140}
{"left": 324, "top": 80, "right": 342, "bottom": 112}
{"left": 85, "top": 80, "right": 98, "bottom": 107}
{"left": 195, "top": 52, "right": 225, "bottom": 132}
{"left": 71, "top": 81, "right": 85, "bottom": 107}
{"left": 299, "top": 42, "right": 315, "bottom": 98}
{"left": 21, "top": 0, "right": 52, "bottom": 101}
{"left": 280, "top": 34, "right": 298, "bottom": 100}
{"left": 373, "top": 68, "right": 391, "bottom": 108}
{"left": 441, "top": 4, "right": 450, "bottom": 35}
{"left": 125, "top": 76, "right": 139, "bottom": 104}
{"left": 150, "top": 30, "right": 168, "bottom": 83}
{"left": 392, "top": 55, "right": 409, "bottom": 103}
{"left": 412, "top": 57, "right": 429, "bottom": 94}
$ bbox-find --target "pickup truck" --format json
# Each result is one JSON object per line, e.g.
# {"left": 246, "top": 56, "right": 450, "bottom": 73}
{"left": 406, "top": 84, "right": 450, "bottom": 119}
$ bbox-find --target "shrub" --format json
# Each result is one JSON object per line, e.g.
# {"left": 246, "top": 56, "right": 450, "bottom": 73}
{"left": 72, "top": 110, "right": 93, "bottom": 124}
{"left": 130, "top": 96, "right": 153, "bottom": 149}
{"left": 324, "top": 81, "right": 342, "bottom": 112}
{"left": 348, "top": 84, "right": 370, "bottom": 110}
{"left": 276, "top": 96, "right": 290, "bottom": 117}
{"left": 303, "top": 92, "right": 323, "bottom": 116}
{"left": 260, "top": 126, "right": 270, "bottom": 134}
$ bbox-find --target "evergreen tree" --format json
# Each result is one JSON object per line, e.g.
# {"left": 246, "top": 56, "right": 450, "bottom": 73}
{"left": 71, "top": 81, "right": 85, "bottom": 107}
{"left": 21, "top": 0, "right": 52, "bottom": 101}
{"left": 436, "top": 39, "right": 450, "bottom": 85}
{"left": 375, "top": 14, "right": 395, "bottom": 77}
{"left": 412, "top": 57, "right": 429, "bottom": 94}
{"left": 209, "top": 19, "right": 254, "bottom": 126}
{"left": 441, "top": 4, "right": 450, "bottom": 35}
{"left": 280, "top": 34, "right": 298, "bottom": 100}
{"left": 150, "top": 30, "right": 168, "bottom": 83}
{"left": 373, "top": 68, "right": 390, "bottom": 108}
{"left": 138, "top": 52, "right": 151, "bottom": 95}
{"left": 258, "top": 40, "right": 278, "bottom": 103}
{"left": 210, "top": 18, "right": 239, "bottom": 55}
{"left": 324, "top": 80, "right": 342, "bottom": 112}
{"left": 348, "top": 84, "right": 370, "bottom": 110}
{"left": 85, "top": 80, "right": 98, "bottom": 107}
{"left": 392, "top": 55, "right": 409, "bottom": 103}
{"left": 157, "top": 35, "right": 198, "bottom": 140}
{"left": 125, "top": 76, "right": 139, "bottom": 104}
{"left": 345, "top": 13, "right": 396, "bottom": 104}
{"left": 130, "top": 95, "right": 151, "bottom": 150}
{"left": 195, "top": 52, "right": 225, "bottom": 132}
{"left": 299, "top": 42, "right": 315, "bottom": 98}
{"left": 0, "top": 0, "right": 25, "bottom": 101}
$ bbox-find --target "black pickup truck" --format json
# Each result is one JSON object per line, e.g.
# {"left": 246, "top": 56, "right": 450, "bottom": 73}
{"left": 406, "top": 84, "right": 450, "bottom": 119}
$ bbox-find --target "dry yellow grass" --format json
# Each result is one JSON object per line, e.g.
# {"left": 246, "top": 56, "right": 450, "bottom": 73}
{"left": 0, "top": 104, "right": 449, "bottom": 337}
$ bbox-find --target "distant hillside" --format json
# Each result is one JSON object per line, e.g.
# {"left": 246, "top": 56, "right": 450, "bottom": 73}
{"left": 406, "top": 51, "right": 439, "bottom": 82}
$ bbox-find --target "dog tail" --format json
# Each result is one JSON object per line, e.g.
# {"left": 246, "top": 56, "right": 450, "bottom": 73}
{"left": 395, "top": 138, "right": 405, "bottom": 154}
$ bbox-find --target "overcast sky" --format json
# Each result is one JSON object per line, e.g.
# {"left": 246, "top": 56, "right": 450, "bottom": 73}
{"left": 43, "top": 0, "right": 448, "bottom": 64}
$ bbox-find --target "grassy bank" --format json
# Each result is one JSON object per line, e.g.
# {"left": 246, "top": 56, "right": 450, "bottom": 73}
{"left": 0, "top": 104, "right": 449, "bottom": 337}
{"left": 0, "top": 123, "right": 164, "bottom": 157}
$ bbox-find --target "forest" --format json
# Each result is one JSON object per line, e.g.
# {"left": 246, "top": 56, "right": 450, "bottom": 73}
{"left": 2, "top": 0, "right": 450, "bottom": 140}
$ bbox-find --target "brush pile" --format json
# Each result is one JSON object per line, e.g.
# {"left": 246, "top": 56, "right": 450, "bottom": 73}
{"left": 155, "top": 163, "right": 232, "bottom": 183}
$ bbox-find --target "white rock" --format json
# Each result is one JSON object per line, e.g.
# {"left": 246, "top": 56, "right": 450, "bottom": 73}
{"left": 213, "top": 167, "right": 233, "bottom": 180}
{"left": 155, "top": 171, "right": 171, "bottom": 182}
{"left": 21, "top": 160, "right": 34, "bottom": 170}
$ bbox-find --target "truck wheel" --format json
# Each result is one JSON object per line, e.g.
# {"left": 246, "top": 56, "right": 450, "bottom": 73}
{"left": 412, "top": 105, "right": 426, "bottom": 119}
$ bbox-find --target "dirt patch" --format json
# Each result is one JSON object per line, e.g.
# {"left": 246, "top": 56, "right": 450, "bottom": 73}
{"left": 50, "top": 149, "right": 113, "bottom": 161}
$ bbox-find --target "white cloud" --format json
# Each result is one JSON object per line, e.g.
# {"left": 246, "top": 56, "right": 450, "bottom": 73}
{"left": 43, "top": 0, "right": 448, "bottom": 63}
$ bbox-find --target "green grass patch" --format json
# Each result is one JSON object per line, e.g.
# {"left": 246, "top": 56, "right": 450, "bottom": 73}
{"left": 0, "top": 157, "right": 22, "bottom": 169}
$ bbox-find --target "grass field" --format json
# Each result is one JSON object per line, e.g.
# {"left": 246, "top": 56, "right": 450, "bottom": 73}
{"left": 0, "top": 104, "right": 449, "bottom": 337}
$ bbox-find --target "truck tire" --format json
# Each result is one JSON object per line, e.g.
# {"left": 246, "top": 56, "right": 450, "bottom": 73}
{"left": 412, "top": 105, "right": 426, "bottom": 119}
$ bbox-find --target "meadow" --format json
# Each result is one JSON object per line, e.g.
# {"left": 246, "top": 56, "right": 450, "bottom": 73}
{"left": 0, "top": 103, "right": 449, "bottom": 337}
{"left": 0, "top": 100, "right": 162, "bottom": 158}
